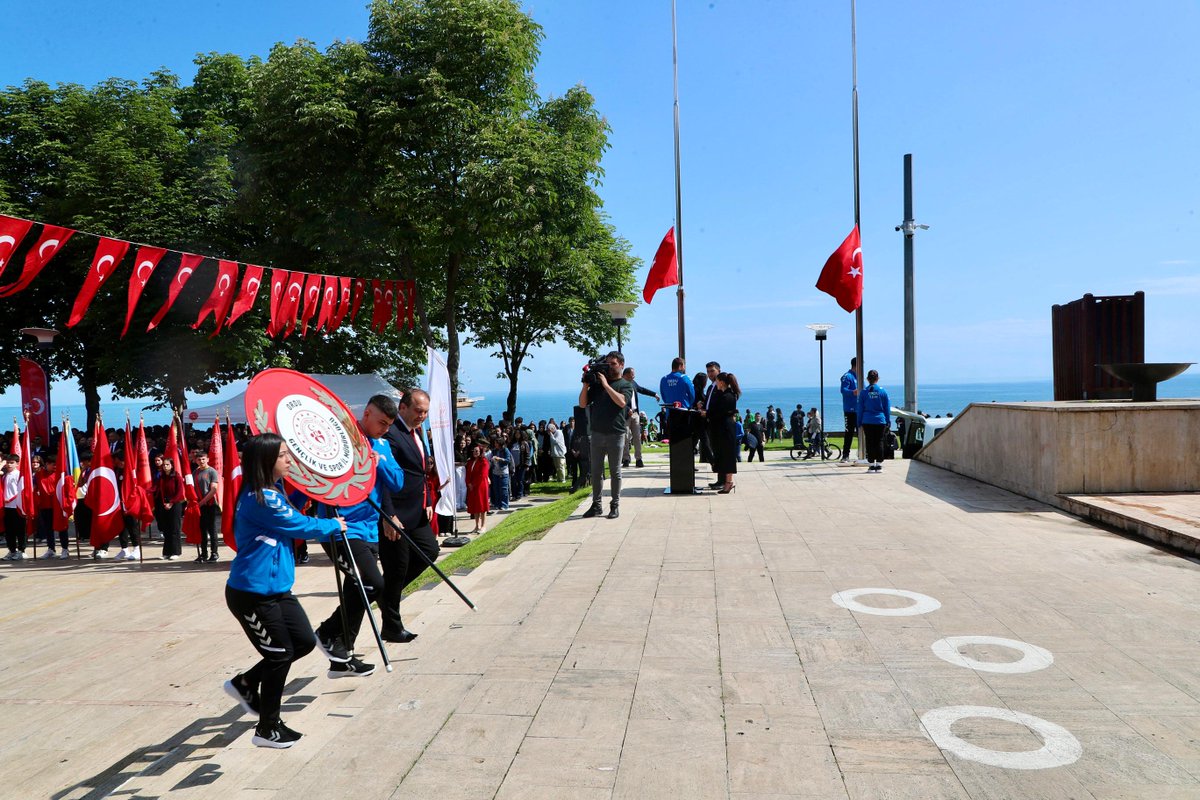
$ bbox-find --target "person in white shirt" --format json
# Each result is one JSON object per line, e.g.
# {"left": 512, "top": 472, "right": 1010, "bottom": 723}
{"left": 3, "top": 453, "right": 27, "bottom": 560}
{"left": 547, "top": 422, "right": 566, "bottom": 482}
{"left": 620, "top": 367, "right": 660, "bottom": 468}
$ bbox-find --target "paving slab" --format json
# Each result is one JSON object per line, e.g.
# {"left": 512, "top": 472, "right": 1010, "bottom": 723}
{"left": 4, "top": 456, "right": 1200, "bottom": 799}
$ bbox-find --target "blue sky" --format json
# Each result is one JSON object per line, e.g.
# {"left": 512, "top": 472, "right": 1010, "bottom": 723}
{"left": 2, "top": 0, "right": 1198, "bottom": 405}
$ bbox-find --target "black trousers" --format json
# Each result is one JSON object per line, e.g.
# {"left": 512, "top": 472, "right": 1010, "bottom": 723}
{"left": 315, "top": 537, "right": 383, "bottom": 653}
{"left": 4, "top": 507, "right": 26, "bottom": 552}
{"left": 119, "top": 513, "right": 141, "bottom": 549}
{"left": 747, "top": 438, "right": 765, "bottom": 462}
{"left": 199, "top": 505, "right": 219, "bottom": 557}
{"left": 842, "top": 412, "right": 857, "bottom": 456}
{"left": 159, "top": 504, "right": 181, "bottom": 555}
{"left": 225, "top": 584, "right": 315, "bottom": 724}
{"left": 863, "top": 423, "right": 887, "bottom": 463}
{"left": 378, "top": 523, "right": 439, "bottom": 634}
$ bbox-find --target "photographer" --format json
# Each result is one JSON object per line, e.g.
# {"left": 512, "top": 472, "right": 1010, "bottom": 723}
{"left": 578, "top": 351, "right": 634, "bottom": 519}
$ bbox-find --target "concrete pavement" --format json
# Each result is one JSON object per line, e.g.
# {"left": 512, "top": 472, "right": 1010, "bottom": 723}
{"left": 3, "top": 453, "right": 1199, "bottom": 799}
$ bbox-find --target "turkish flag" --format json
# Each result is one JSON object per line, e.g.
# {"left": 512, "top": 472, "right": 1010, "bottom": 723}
{"left": 208, "top": 417, "right": 224, "bottom": 508}
{"left": 0, "top": 223, "right": 75, "bottom": 297}
{"left": 0, "top": 215, "right": 34, "bottom": 283}
{"left": 69, "top": 238, "right": 130, "bottom": 328}
{"left": 122, "top": 246, "right": 168, "bottom": 337}
{"left": 18, "top": 358, "right": 51, "bottom": 445}
{"left": 53, "top": 427, "right": 75, "bottom": 532}
{"left": 329, "top": 276, "right": 353, "bottom": 332}
{"left": 85, "top": 421, "right": 123, "bottom": 547}
{"left": 280, "top": 272, "right": 306, "bottom": 337}
{"left": 122, "top": 421, "right": 153, "bottom": 526}
{"left": 815, "top": 225, "right": 863, "bottom": 313}
{"left": 135, "top": 420, "right": 153, "bottom": 493}
{"left": 221, "top": 419, "right": 241, "bottom": 551}
{"left": 372, "top": 280, "right": 396, "bottom": 331}
{"left": 177, "top": 424, "right": 202, "bottom": 545}
{"left": 315, "top": 275, "right": 338, "bottom": 333}
{"left": 642, "top": 227, "right": 678, "bottom": 304}
{"left": 19, "top": 425, "right": 34, "bottom": 534}
{"left": 147, "top": 253, "right": 204, "bottom": 331}
{"left": 267, "top": 269, "right": 290, "bottom": 336}
{"left": 298, "top": 272, "right": 323, "bottom": 336}
{"left": 226, "top": 264, "right": 264, "bottom": 329}
{"left": 194, "top": 259, "right": 239, "bottom": 333}
{"left": 406, "top": 280, "right": 416, "bottom": 329}
{"left": 350, "top": 278, "right": 367, "bottom": 322}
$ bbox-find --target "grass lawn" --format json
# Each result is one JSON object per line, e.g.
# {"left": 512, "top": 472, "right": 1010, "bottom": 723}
{"left": 403, "top": 486, "right": 590, "bottom": 595}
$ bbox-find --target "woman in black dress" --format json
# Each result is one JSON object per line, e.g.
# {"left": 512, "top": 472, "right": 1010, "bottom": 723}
{"left": 708, "top": 372, "right": 741, "bottom": 493}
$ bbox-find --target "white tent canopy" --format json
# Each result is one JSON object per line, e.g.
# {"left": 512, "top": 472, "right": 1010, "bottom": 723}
{"left": 185, "top": 373, "right": 403, "bottom": 426}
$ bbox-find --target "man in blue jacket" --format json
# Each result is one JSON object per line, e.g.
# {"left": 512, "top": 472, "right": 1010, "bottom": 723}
{"left": 312, "top": 394, "right": 406, "bottom": 678}
{"left": 840, "top": 357, "right": 858, "bottom": 462}
{"left": 659, "top": 357, "right": 695, "bottom": 408}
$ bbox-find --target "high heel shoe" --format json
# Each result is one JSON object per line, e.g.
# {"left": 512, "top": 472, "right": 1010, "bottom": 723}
{"left": 718, "top": 484, "right": 736, "bottom": 494}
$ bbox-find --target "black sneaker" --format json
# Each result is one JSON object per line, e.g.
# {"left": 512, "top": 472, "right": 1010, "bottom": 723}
{"left": 607, "top": 505, "right": 620, "bottom": 520}
{"left": 635, "top": 459, "right": 644, "bottom": 468}
{"left": 223, "top": 675, "right": 260, "bottom": 716}
{"left": 299, "top": 553, "right": 310, "bottom": 564}
{"left": 194, "top": 555, "right": 207, "bottom": 564}
{"left": 207, "top": 553, "right": 219, "bottom": 563}
{"left": 252, "top": 719, "right": 303, "bottom": 749}
{"left": 314, "top": 631, "right": 350, "bottom": 663}
{"left": 581, "top": 504, "right": 602, "bottom": 518}
{"left": 328, "top": 656, "right": 375, "bottom": 679}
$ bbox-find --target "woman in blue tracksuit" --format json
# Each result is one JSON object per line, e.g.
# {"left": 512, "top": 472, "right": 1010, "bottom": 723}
{"left": 223, "top": 433, "right": 346, "bottom": 749}
{"left": 857, "top": 369, "right": 892, "bottom": 473}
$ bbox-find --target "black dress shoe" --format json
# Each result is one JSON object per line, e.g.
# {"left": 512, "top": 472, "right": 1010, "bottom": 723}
{"left": 708, "top": 481, "right": 722, "bottom": 488}
{"left": 382, "top": 629, "right": 418, "bottom": 643}
{"left": 635, "top": 459, "right": 644, "bottom": 468}
{"left": 582, "top": 505, "right": 603, "bottom": 518}
{"left": 607, "top": 506, "right": 620, "bottom": 519}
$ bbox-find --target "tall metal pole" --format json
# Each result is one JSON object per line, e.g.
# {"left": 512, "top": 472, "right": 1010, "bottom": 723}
{"left": 902, "top": 154, "right": 917, "bottom": 412}
{"left": 671, "top": 0, "right": 686, "bottom": 361}
{"left": 850, "top": 0, "right": 865, "bottom": 459}
{"left": 818, "top": 337, "right": 826, "bottom": 460}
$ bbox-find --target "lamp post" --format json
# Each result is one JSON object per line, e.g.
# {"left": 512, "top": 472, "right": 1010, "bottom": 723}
{"left": 806, "top": 324, "right": 833, "bottom": 460}
{"left": 598, "top": 302, "right": 638, "bottom": 354}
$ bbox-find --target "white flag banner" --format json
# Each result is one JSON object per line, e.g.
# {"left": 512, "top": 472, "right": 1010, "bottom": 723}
{"left": 427, "top": 347, "right": 457, "bottom": 516}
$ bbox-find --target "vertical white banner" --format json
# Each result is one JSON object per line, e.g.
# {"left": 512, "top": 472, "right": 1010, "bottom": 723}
{"left": 427, "top": 347, "right": 457, "bottom": 516}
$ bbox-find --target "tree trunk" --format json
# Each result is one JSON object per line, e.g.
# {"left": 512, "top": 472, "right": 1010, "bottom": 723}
{"left": 444, "top": 252, "right": 462, "bottom": 414}
{"left": 81, "top": 348, "right": 101, "bottom": 434}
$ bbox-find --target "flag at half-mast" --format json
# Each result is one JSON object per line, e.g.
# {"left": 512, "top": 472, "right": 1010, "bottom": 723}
{"left": 815, "top": 225, "right": 863, "bottom": 313}
{"left": 642, "top": 227, "right": 679, "bottom": 304}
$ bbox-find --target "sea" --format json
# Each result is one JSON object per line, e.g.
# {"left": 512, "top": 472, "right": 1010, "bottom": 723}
{"left": 6, "top": 373, "right": 1200, "bottom": 432}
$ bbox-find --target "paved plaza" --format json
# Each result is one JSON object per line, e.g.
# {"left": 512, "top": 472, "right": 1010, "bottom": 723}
{"left": 2, "top": 455, "right": 1199, "bottom": 799}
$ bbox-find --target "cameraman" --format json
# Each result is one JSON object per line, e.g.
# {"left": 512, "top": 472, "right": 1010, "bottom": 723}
{"left": 578, "top": 351, "right": 634, "bottom": 519}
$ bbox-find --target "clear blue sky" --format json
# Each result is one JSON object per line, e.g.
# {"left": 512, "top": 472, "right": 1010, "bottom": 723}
{"left": 2, "top": 0, "right": 1198, "bottom": 405}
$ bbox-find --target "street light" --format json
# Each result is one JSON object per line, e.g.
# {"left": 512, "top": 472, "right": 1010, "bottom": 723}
{"left": 598, "top": 302, "right": 638, "bottom": 353}
{"left": 805, "top": 324, "right": 833, "bottom": 460}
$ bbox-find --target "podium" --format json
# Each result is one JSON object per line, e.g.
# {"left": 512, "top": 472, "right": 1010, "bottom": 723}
{"left": 666, "top": 407, "right": 697, "bottom": 495}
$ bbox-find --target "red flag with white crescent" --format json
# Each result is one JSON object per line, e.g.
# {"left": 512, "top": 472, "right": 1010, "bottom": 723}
{"left": 226, "top": 264, "right": 264, "bottom": 329}
{"left": 147, "top": 253, "right": 204, "bottom": 331}
{"left": 395, "top": 281, "right": 408, "bottom": 332}
{"left": 221, "top": 418, "right": 241, "bottom": 551}
{"left": 194, "top": 259, "right": 238, "bottom": 332}
{"left": 18, "top": 359, "right": 51, "bottom": 445}
{"left": 19, "top": 424, "right": 34, "bottom": 534}
{"left": 69, "top": 238, "right": 129, "bottom": 328}
{"left": 372, "top": 280, "right": 396, "bottom": 331}
{"left": 85, "top": 420, "right": 123, "bottom": 547}
{"left": 280, "top": 272, "right": 306, "bottom": 338}
{"left": 53, "top": 428, "right": 75, "bottom": 532}
{"left": 815, "top": 225, "right": 864, "bottom": 313}
{"left": 122, "top": 421, "right": 153, "bottom": 525}
{"left": 328, "top": 276, "right": 353, "bottom": 332}
{"left": 298, "top": 272, "right": 323, "bottom": 337}
{"left": 122, "top": 246, "right": 168, "bottom": 337}
{"left": 208, "top": 416, "right": 224, "bottom": 484}
{"left": 349, "top": 278, "right": 366, "bottom": 322}
{"left": 0, "top": 215, "right": 34, "bottom": 284}
{"left": 177, "top": 422, "right": 202, "bottom": 544}
{"left": 315, "top": 275, "right": 338, "bottom": 333}
{"left": 136, "top": 419, "right": 153, "bottom": 493}
{"left": 0, "top": 223, "right": 75, "bottom": 298}
{"left": 406, "top": 280, "right": 416, "bottom": 329}
{"left": 266, "top": 269, "right": 289, "bottom": 336}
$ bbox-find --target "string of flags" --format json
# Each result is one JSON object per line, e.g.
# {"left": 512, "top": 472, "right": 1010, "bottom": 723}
{"left": 0, "top": 213, "right": 417, "bottom": 338}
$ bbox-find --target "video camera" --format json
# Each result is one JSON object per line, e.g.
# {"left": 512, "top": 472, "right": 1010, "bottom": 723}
{"left": 581, "top": 356, "right": 611, "bottom": 387}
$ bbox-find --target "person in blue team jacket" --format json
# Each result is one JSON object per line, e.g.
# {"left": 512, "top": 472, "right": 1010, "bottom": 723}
{"left": 857, "top": 369, "right": 891, "bottom": 474}
{"left": 223, "top": 433, "right": 346, "bottom": 750}
{"left": 840, "top": 356, "right": 858, "bottom": 462}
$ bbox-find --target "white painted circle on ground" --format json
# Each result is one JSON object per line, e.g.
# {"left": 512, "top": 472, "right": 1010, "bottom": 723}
{"left": 830, "top": 588, "right": 941, "bottom": 616}
{"left": 931, "top": 635, "right": 1053, "bottom": 674}
{"left": 920, "top": 706, "right": 1082, "bottom": 770}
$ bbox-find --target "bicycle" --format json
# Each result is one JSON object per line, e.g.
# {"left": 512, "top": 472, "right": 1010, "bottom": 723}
{"left": 790, "top": 433, "right": 841, "bottom": 461}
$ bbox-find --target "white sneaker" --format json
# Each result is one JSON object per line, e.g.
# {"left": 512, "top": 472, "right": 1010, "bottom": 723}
{"left": 93, "top": 549, "right": 111, "bottom": 559}
{"left": 58, "top": 550, "right": 69, "bottom": 559}
{"left": 126, "top": 548, "right": 141, "bottom": 562}
{"left": 14, "top": 551, "right": 25, "bottom": 560}
{"left": 40, "top": 550, "right": 56, "bottom": 559}
{"left": 115, "top": 548, "right": 128, "bottom": 561}
{"left": 168, "top": 555, "right": 181, "bottom": 561}
{"left": 2, "top": 552, "right": 14, "bottom": 561}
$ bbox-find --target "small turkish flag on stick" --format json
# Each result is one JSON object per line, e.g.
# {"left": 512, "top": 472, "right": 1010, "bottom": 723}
{"left": 815, "top": 225, "right": 863, "bottom": 313}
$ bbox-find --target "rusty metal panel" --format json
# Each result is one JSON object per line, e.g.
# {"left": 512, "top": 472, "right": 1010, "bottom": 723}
{"left": 1052, "top": 292, "right": 1144, "bottom": 401}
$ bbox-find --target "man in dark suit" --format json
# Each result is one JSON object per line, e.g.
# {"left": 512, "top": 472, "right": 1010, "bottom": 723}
{"left": 378, "top": 388, "right": 440, "bottom": 643}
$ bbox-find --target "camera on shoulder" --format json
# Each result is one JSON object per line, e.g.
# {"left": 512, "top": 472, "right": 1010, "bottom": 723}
{"left": 581, "top": 356, "right": 610, "bottom": 387}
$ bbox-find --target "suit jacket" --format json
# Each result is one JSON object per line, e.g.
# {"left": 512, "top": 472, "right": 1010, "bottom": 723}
{"left": 384, "top": 419, "right": 430, "bottom": 530}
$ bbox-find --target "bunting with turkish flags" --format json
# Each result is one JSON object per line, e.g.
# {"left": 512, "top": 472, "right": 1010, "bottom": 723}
{"left": 642, "top": 227, "right": 678, "bottom": 305}
{"left": 194, "top": 259, "right": 238, "bottom": 333}
{"left": 0, "top": 224, "right": 75, "bottom": 298}
{"left": 148, "top": 253, "right": 204, "bottom": 331}
{"left": 226, "top": 265, "right": 264, "bottom": 329}
{"left": 69, "top": 238, "right": 130, "bottom": 327}
{"left": 350, "top": 278, "right": 367, "bottom": 322}
{"left": 220, "top": 418, "right": 241, "bottom": 551}
{"left": 279, "top": 272, "right": 306, "bottom": 338}
{"left": 0, "top": 215, "right": 34, "bottom": 283}
{"left": 85, "top": 420, "right": 123, "bottom": 547}
{"left": 122, "top": 246, "right": 167, "bottom": 337}
{"left": 329, "top": 276, "right": 353, "bottom": 332}
{"left": 267, "top": 269, "right": 290, "bottom": 336}
{"left": 298, "top": 272, "right": 323, "bottom": 336}
{"left": 815, "top": 225, "right": 863, "bottom": 313}
{"left": 315, "top": 275, "right": 337, "bottom": 333}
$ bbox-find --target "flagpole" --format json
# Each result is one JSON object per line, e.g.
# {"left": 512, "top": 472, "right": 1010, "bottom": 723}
{"left": 850, "top": 0, "right": 865, "bottom": 461}
{"left": 671, "top": 0, "right": 686, "bottom": 361}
